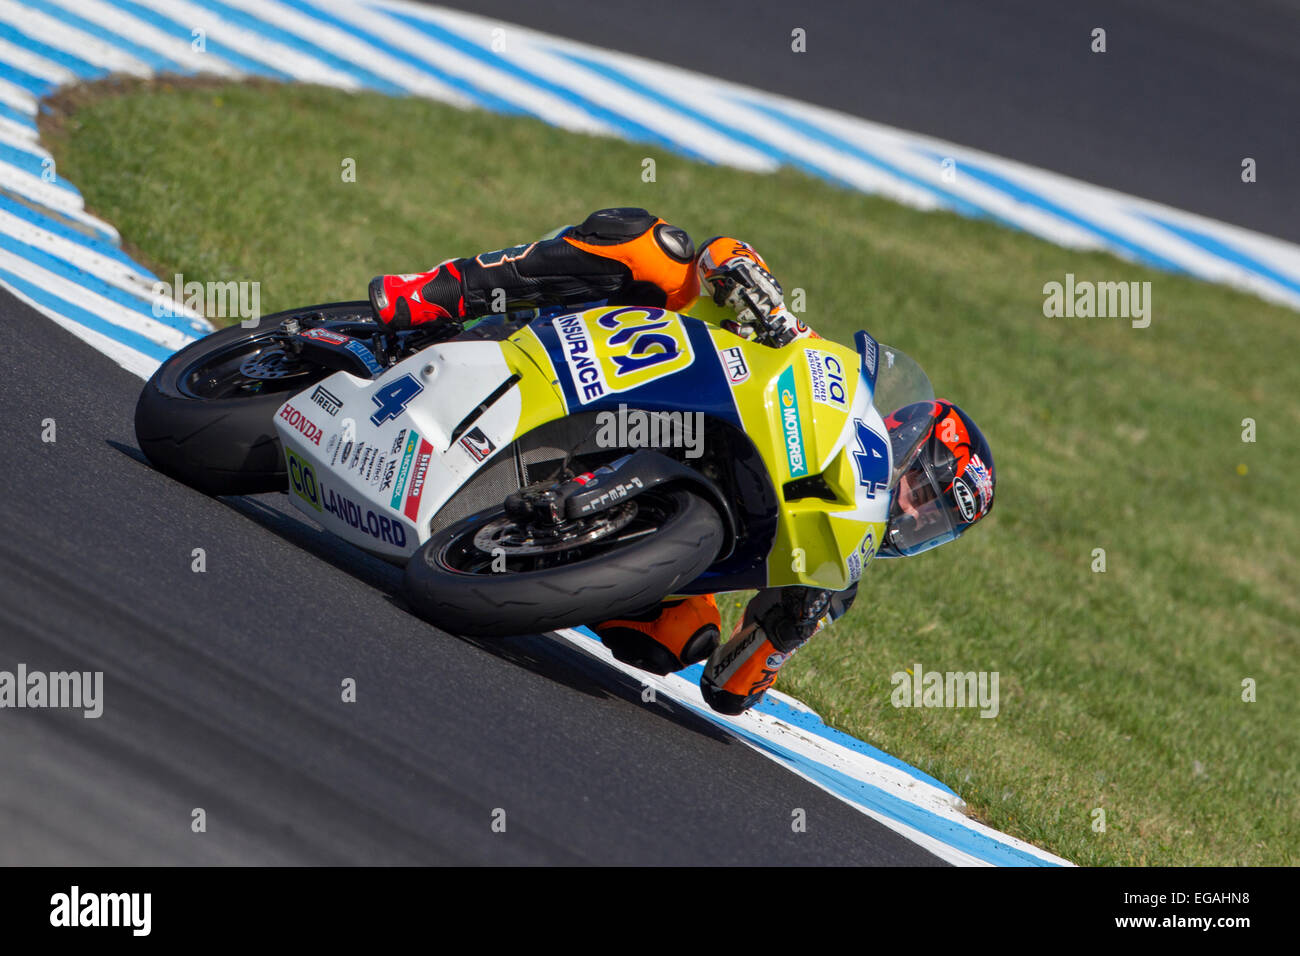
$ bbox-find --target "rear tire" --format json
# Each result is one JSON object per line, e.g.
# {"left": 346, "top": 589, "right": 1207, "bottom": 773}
{"left": 404, "top": 488, "right": 724, "bottom": 637}
{"left": 134, "top": 302, "right": 371, "bottom": 495}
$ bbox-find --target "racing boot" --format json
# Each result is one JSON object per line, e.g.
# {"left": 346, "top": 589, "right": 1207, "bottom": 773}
{"left": 700, "top": 587, "right": 831, "bottom": 715}
{"left": 368, "top": 260, "right": 466, "bottom": 330}
{"left": 594, "top": 595, "right": 721, "bottom": 676}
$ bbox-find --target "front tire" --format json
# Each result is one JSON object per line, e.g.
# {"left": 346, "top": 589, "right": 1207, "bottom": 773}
{"left": 404, "top": 488, "right": 724, "bottom": 637}
{"left": 134, "top": 302, "right": 371, "bottom": 495}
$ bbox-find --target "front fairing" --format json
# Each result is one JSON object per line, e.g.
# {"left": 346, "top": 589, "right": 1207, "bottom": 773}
{"left": 517, "top": 304, "right": 894, "bottom": 590}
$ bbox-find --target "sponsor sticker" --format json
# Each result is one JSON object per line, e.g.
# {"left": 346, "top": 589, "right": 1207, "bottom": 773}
{"left": 402, "top": 438, "right": 434, "bottom": 520}
{"left": 776, "top": 365, "right": 807, "bottom": 478}
{"left": 965, "top": 454, "right": 994, "bottom": 514}
{"left": 556, "top": 312, "right": 608, "bottom": 403}
{"left": 320, "top": 482, "right": 407, "bottom": 548}
{"left": 556, "top": 307, "right": 694, "bottom": 405}
{"left": 285, "top": 449, "right": 322, "bottom": 512}
{"left": 279, "top": 403, "right": 323, "bottom": 446}
{"left": 861, "top": 336, "right": 878, "bottom": 381}
{"left": 301, "top": 328, "right": 349, "bottom": 345}
{"left": 342, "top": 338, "right": 384, "bottom": 376}
{"left": 390, "top": 429, "right": 421, "bottom": 510}
{"left": 848, "top": 529, "right": 877, "bottom": 582}
{"left": 720, "top": 345, "right": 750, "bottom": 385}
{"left": 804, "top": 348, "right": 848, "bottom": 409}
{"left": 953, "top": 478, "right": 977, "bottom": 521}
{"left": 459, "top": 426, "right": 496, "bottom": 463}
{"left": 310, "top": 385, "right": 342, "bottom": 416}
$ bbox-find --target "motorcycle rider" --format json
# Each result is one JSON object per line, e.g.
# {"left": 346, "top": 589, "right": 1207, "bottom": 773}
{"left": 369, "top": 208, "right": 996, "bottom": 715}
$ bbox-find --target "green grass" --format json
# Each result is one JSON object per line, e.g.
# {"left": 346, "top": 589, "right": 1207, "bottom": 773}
{"left": 41, "top": 78, "right": 1300, "bottom": 866}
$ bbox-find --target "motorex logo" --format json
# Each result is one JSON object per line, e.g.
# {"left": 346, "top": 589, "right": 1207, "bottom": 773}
{"left": 776, "top": 366, "right": 807, "bottom": 478}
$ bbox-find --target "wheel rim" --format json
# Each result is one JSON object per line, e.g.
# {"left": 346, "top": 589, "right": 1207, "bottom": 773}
{"left": 177, "top": 322, "right": 372, "bottom": 399}
{"left": 436, "top": 492, "right": 681, "bottom": 575}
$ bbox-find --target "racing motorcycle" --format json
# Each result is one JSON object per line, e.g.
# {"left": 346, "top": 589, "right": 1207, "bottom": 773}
{"left": 134, "top": 301, "right": 935, "bottom": 636}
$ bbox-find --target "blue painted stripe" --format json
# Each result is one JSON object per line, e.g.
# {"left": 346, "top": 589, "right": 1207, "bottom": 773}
{"left": 380, "top": 10, "right": 716, "bottom": 162}
{"left": 0, "top": 192, "right": 133, "bottom": 263}
{"left": 1142, "top": 212, "right": 1300, "bottom": 299}
{"left": 550, "top": 45, "right": 1003, "bottom": 224}
{"left": 755, "top": 689, "right": 959, "bottom": 795}
{"left": 569, "top": 625, "right": 1054, "bottom": 866}
{"left": 0, "top": 140, "right": 79, "bottom": 195}
{"left": 0, "top": 99, "right": 36, "bottom": 128}
{"left": 726, "top": 717, "right": 1058, "bottom": 865}
{"left": 97, "top": 0, "right": 294, "bottom": 80}
{"left": 178, "top": 0, "right": 406, "bottom": 94}
{"left": 20, "top": 0, "right": 190, "bottom": 74}
{"left": 0, "top": 266, "right": 175, "bottom": 361}
{"left": 912, "top": 146, "right": 1192, "bottom": 274}
{"left": 0, "top": 58, "right": 56, "bottom": 97}
{"left": 670, "top": 656, "right": 956, "bottom": 794}
{"left": 548, "top": 47, "right": 827, "bottom": 173}
{"left": 0, "top": 22, "right": 106, "bottom": 78}
{"left": 275, "top": 0, "right": 528, "bottom": 115}
{"left": 736, "top": 96, "right": 994, "bottom": 221}
{"left": 0, "top": 230, "right": 209, "bottom": 337}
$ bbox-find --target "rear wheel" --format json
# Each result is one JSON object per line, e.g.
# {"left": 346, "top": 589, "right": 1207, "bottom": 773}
{"left": 134, "top": 302, "right": 373, "bottom": 495}
{"left": 404, "top": 488, "right": 724, "bottom": 637}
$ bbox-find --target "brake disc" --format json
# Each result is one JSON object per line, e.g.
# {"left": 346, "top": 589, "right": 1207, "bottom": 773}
{"left": 239, "top": 347, "right": 308, "bottom": 380}
{"left": 472, "top": 501, "right": 638, "bottom": 556}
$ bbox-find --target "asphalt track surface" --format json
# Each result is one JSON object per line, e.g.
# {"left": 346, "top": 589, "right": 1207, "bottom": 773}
{"left": 434, "top": 0, "right": 1300, "bottom": 244}
{"left": 0, "top": 289, "right": 948, "bottom": 865}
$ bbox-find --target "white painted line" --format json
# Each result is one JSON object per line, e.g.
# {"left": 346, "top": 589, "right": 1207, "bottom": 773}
{"left": 0, "top": 208, "right": 209, "bottom": 323}
{"left": 412, "top": 5, "right": 776, "bottom": 169}
{"left": 312, "top": 0, "right": 612, "bottom": 132}
{"left": 127, "top": 0, "right": 364, "bottom": 88}
{"left": 0, "top": 245, "right": 197, "bottom": 351}
{"left": 0, "top": 129, "right": 50, "bottom": 160}
{"left": 0, "top": 36, "right": 78, "bottom": 85}
{"left": 0, "top": 114, "right": 36, "bottom": 142}
{"left": 0, "top": 0, "right": 154, "bottom": 77}
{"left": 45, "top": 0, "right": 244, "bottom": 77}
{"left": 478, "top": 35, "right": 777, "bottom": 171}
{"left": 216, "top": 0, "right": 471, "bottom": 106}
{"left": 0, "top": 74, "right": 38, "bottom": 114}
{"left": 0, "top": 161, "right": 84, "bottom": 216}
{"left": 1, "top": 278, "right": 162, "bottom": 378}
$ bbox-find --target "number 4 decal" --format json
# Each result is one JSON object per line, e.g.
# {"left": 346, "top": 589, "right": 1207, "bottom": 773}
{"left": 370, "top": 373, "right": 424, "bottom": 426}
{"left": 852, "top": 418, "right": 890, "bottom": 499}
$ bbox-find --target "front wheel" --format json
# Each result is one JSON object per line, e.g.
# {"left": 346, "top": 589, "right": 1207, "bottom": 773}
{"left": 134, "top": 302, "right": 373, "bottom": 495}
{"left": 404, "top": 488, "right": 724, "bottom": 637}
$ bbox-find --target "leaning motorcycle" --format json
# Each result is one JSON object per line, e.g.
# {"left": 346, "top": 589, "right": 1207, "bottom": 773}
{"left": 134, "top": 301, "right": 934, "bottom": 636}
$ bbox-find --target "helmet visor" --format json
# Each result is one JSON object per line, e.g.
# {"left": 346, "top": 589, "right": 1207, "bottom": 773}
{"left": 886, "top": 457, "right": 960, "bottom": 556}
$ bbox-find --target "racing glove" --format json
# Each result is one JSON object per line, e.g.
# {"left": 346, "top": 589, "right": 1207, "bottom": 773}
{"left": 697, "top": 239, "right": 807, "bottom": 347}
